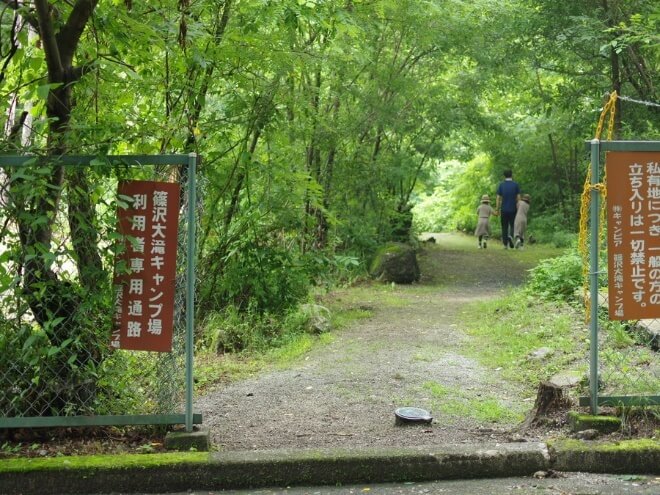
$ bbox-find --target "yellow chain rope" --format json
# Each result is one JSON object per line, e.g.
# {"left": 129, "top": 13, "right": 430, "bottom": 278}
{"left": 578, "top": 91, "right": 617, "bottom": 322}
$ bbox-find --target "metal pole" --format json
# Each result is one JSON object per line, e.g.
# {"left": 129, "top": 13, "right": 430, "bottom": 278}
{"left": 185, "top": 153, "right": 197, "bottom": 432}
{"left": 589, "top": 139, "right": 600, "bottom": 415}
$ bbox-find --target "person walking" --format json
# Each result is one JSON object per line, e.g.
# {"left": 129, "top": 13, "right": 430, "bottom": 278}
{"left": 475, "top": 194, "right": 498, "bottom": 249}
{"left": 495, "top": 169, "right": 521, "bottom": 249}
{"left": 514, "top": 194, "right": 531, "bottom": 249}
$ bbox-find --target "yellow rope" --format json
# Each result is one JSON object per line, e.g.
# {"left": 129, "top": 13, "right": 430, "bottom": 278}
{"left": 578, "top": 91, "right": 617, "bottom": 322}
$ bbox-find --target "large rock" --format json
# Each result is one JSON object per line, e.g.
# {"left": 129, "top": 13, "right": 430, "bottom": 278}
{"left": 369, "top": 243, "right": 420, "bottom": 284}
{"left": 299, "top": 303, "right": 331, "bottom": 334}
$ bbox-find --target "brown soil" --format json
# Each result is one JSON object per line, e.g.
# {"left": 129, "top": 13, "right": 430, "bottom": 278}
{"left": 0, "top": 426, "right": 167, "bottom": 458}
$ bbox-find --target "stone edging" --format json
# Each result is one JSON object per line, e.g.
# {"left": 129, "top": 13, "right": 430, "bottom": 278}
{"left": 1, "top": 441, "right": 658, "bottom": 495}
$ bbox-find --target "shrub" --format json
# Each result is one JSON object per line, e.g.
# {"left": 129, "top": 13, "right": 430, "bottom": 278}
{"left": 214, "top": 242, "right": 311, "bottom": 315}
{"left": 529, "top": 212, "right": 577, "bottom": 247}
{"left": 526, "top": 249, "right": 582, "bottom": 303}
{"left": 0, "top": 319, "right": 147, "bottom": 417}
{"left": 307, "top": 252, "right": 363, "bottom": 289}
{"left": 200, "top": 306, "right": 308, "bottom": 355}
{"left": 550, "top": 231, "right": 576, "bottom": 248}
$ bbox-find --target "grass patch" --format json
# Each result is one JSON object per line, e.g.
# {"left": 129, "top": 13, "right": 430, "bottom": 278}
{"left": 458, "top": 290, "right": 587, "bottom": 391}
{"left": 421, "top": 381, "right": 524, "bottom": 423}
{"left": 512, "top": 243, "right": 567, "bottom": 266}
{"left": 420, "top": 232, "right": 565, "bottom": 260}
{"left": 267, "top": 333, "right": 316, "bottom": 367}
{"left": 325, "top": 284, "right": 411, "bottom": 310}
{"left": 412, "top": 349, "right": 436, "bottom": 362}
{"left": 194, "top": 351, "right": 265, "bottom": 394}
{"left": 471, "top": 398, "right": 520, "bottom": 422}
{"left": 194, "top": 331, "right": 337, "bottom": 394}
{"left": 330, "top": 307, "right": 373, "bottom": 329}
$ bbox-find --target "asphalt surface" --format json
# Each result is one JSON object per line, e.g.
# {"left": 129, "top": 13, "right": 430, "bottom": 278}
{"left": 113, "top": 473, "right": 660, "bottom": 495}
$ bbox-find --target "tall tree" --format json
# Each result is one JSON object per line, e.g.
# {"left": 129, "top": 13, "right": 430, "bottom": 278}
{"left": 3, "top": 0, "right": 102, "bottom": 343}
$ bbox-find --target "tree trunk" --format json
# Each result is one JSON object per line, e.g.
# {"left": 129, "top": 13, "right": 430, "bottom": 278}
{"left": 10, "top": 0, "right": 102, "bottom": 358}
{"left": 521, "top": 381, "right": 570, "bottom": 429}
{"left": 602, "top": 0, "right": 622, "bottom": 138}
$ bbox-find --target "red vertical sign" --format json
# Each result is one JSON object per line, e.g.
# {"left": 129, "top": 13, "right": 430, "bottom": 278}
{"left": 606, "top": 152, "right": 660, "bottom": 320}
{"left": 111, "top": 181, "right": 180, "bottom": 352}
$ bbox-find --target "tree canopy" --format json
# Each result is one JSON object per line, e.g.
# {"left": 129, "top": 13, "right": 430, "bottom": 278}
{"left": 0, "top": 0, "right": 658, "bottom": 415}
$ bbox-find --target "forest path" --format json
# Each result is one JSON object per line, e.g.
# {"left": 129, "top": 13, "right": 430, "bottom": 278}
{"left": 196, "top": 233, "right": 547, "bottom": 451}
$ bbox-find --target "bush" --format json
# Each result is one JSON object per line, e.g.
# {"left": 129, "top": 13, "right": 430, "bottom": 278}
{"left": 307, "top": 252, "right": 363, "bottom": 289}
{"left": 529, "top": 212, "right": 577, "bottom": 247}
{"left": 200, "top": 306, "right": 309, "bottom": 355}
{"left": 526, "top": 249, "right": 582, "bottom": 303}
{"left": 550, "top": 231, "right": 576, "bottom": 248}
{"left": 213, "top": 242, "right": 312, "bottom": 315}
{"left": 0, "top": 319, "right": 147, "bottom": 417}
{"left": 453, "top": 205, "right": 478, "bottom": 234}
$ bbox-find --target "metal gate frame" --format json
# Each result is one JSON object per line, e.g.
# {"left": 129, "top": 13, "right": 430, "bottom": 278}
{"left": 0, "top": 154, "right": 201, "bottom": 432}
{"left": 582, "top": 140, "right": 660, "bottom": 414}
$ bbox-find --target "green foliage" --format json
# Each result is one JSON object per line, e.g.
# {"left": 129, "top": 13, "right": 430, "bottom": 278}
{"left": 412, "top": 190, "right": 448, "bottom": 233}
{"left": 201, "top": 308, "right": 267, "bottom": 355}
{"left": 194, "top": 301, "right": 341, "bottom": 390}
{"left": 460, "top": 290, "right": 587, "bottom": 388}
{"left": 0, "top": 159, "right": 153, "bottom": 417}
{"left": 413, "top": 156, "right": 496, "bottom": 234}
{"left": 0, "top": 318, "right": 145, "bottom": 417}
{"left": 602, "top": 321, "right": 636, "bottom": 349}
{"left": 528, "top": 212, "right": 577, "bottom": 247}
{"left": 202, "top": 239, "right": 312, "bottom": 316}
{"left": 526, "top": 249, "right": 583, "bottom": 302}
{"left": 199, "top": 301, "right": 321, "bottom": 355}
{"left": 308, "top": 253, "right": 364, "bottom": 289}
{"left": 1, "top": 0, "right": 658, "bottom": 419}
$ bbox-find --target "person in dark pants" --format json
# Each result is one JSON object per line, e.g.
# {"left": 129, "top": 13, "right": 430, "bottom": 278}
{"left": 495, "top": 169, "right": 520, "bottom": 249}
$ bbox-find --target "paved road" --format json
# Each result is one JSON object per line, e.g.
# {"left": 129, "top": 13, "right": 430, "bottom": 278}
{"left": 123, "top": 473, "right": 660, "bottom": 495}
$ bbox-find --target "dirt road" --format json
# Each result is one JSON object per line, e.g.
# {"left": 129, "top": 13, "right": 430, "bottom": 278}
{"left": 196, "top": 234, "right": 548, "bottom": 451}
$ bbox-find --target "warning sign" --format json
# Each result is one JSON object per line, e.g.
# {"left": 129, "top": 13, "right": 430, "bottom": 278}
{"left": 606, "top": 152, "right": 660, "bottom": 320}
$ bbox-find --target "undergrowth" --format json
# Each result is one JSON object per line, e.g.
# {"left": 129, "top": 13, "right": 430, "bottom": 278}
{"left": 421, "top": 381, "right": 524, "bottom": 423}
{"left": 193, "top": 300, "right": 371, "bottom": 394}
{"left": 459, "top": 289, "right": 588, "bottom": 396}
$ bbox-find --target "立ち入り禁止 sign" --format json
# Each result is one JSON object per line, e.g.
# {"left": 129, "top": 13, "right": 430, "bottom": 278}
{"left": 112, "top": 180, "right": 180, "bottom": 351}
{"left": 606, "top": 152, "right": 660, "bottom": 320}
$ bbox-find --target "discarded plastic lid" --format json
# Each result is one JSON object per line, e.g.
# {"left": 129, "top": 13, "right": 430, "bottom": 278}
{"left": 394, "top": 406, "right": 433, "bottom": 424}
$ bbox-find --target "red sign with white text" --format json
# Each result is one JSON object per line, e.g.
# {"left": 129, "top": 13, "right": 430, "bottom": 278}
{"left": 606, "top": 152, "right": 660, "bottom": 320}
{"left": 111, "top": 181, "right": 180, "bottom": 352}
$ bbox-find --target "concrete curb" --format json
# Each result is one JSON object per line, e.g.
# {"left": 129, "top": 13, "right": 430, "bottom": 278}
{"left": 1, "top": 440, "right": 658, "bottom": 495}
{"left": 550, "top": 438, "right": 660, "bottom": 474}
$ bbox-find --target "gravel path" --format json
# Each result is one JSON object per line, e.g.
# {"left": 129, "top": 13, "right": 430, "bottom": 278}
{"left": 196, "top": 235, "right": 544, "bottom": 451}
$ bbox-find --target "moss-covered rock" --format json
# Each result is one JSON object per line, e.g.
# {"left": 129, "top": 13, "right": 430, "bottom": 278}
{"left": 369, "top": 243, "right": 420, "bottom": 284}
{"left": 567, "top": 411, "right": 621, "bottom": 433}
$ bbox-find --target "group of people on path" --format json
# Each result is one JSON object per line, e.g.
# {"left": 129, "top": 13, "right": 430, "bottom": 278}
{"left": 475, "top": 169, "right": 530, "bottom": 250}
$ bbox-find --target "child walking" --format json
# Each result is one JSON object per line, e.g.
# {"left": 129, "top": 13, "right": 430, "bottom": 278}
{"left": 475, "top": 194, "right": 498, "bottom": 248}
{"left": 513, "top": 194, "right": 531, "bottom": 249}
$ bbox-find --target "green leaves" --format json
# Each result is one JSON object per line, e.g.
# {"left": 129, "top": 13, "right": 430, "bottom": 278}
{"left": 36, "top": 83, "right": 63, "bottom": 100}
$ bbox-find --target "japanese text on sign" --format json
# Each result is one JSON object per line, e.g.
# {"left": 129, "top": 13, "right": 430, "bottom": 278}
{"left": 111, "top": 181, "right": 180, "bottom": 351}
{"left": 606, "top": 152, "right": 660, "bottom": 320}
